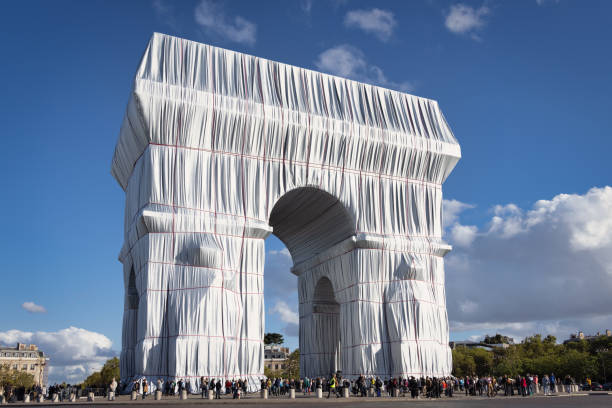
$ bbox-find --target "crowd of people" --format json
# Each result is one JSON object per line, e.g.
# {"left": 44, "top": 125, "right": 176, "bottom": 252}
{"left": 257, "top": 372, "right": 581, "bottom": 399}
{"left": 261, "top": 374, "right": 458, "bottom": 398}
{"left": 0, "top": 371, "right": 585, "bottom": 402}
{"left": 459, "top": 374, "right": 578, "bottom": 397}
{"left": 116, "top": 372, "right": 582, "bottom": 400}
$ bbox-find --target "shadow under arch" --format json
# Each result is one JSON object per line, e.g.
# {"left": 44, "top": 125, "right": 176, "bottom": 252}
{"left": 310, "top": 277, "right": 341, "bottom": 377}
{"left": 268, "top": 187, "right": 356, "bottom": 266}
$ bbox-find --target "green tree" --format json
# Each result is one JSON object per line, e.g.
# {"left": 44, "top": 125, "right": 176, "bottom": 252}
{"left": 483, "top": 334, "right": 513, "bottom": 345}
{"left": 0, "top": 364, "right": 35, "bottom": 390}
{"left": 452, "top": 347, "right": 476, "bottom": 377}
{"left": 559, "top": 349, "right": 597, "bottom": 381}
{"left": 281, "top": 349, "right": 300, "bottom": 379}
{"left": 264, "top": 333, "right": 284, "bottom": 346}
{"left": 83, "top": 357, "right": 119, "bottom": 388}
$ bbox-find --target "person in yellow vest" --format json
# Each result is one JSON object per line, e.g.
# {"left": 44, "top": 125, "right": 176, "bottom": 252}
{"left": 327, "top": 374, "right": 338, "bottom": 398}
{"left": 142, "top": 379, "right": 148, "bottom": 400}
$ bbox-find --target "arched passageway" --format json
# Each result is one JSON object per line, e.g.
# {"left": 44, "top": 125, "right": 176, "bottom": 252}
{"left": 268, "top": 187, "right": 352, "bottom": 378}
{"left": 309, "top": 277, "right": 341, "bottom": 376}
{"left": 269, "top": 187, "right": 355, "bottom": 265}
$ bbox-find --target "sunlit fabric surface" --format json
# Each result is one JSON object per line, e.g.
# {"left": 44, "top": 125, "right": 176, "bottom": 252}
{"left": 112, "top": 33, "right": 461, "bottom": 391}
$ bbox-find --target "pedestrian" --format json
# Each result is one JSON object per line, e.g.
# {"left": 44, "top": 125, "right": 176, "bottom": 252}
{"left": 142, "top": 379, "right": 148, "bottom": 400}
{"left": 215, "top": 379, "right": 222, "bottom": 399}
{"left": 327, "top": 374, "right": 337, "bottom": 398}
{"left": 550, "top": 373, "right": 556, "bottom": 394}
{"left": 542, "top": 375, "right": 550, "bottom": 396}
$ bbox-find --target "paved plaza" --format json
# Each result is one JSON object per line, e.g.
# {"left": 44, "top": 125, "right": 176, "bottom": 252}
{"left": 8, "top": 393, "right": 612, "bottom": 408}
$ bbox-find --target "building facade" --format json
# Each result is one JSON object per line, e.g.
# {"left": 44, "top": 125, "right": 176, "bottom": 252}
{"left": 263, "top": 346, "right": 290, "bottom": 372}
{"left": 0, "top": 343, "right": 48, "bottom": 387}
{"left": 564, "top": 329, "right": 612, "bottom": 344}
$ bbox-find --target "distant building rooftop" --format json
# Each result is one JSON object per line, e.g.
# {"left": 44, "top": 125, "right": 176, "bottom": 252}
{"left": 564, "top": 329, "right": 611, "bottom": 344}
{"left": 0, "top": 343, "right": 45, "bottom": 358}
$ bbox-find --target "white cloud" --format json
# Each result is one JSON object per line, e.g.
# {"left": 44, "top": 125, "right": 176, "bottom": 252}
{"left": 269, "top": 300, "right": 300, "bottom": 338}
{"left": 264, "top": 245, "right": 297, "bottom": 312}
{"left": 450, "top": 223, "right": 478, "bottom": 247}
{"left": 22, "top": 301, "right": 46, "bottom": 314}
{"left": 268, "top": 247, "right": 291, "bottom": 259}
{"left": 444, "top": 187, "right": 612, "bottom": 342}
{"left": 0, "top": 327, "right": 116, "bottom": 384}
{"left": 452, "top": 315, "right": 612, "bottom": 343}
{"left": 315, "top": 45, "right": 414, "bottom": 92}
{"left": 152, "top": 0, "right": 178, "bottom": 29}
{"left": 444, "top": 3, "right": 490, "bottom": 40}
{"left": 194, "top": 0, "right": 257, "bottom": 45}
{"left": 269, "top": 300, "right": 299, "bottom": 325}
{"left": 344, "top": 8, "right": 397, "bottom": 41}
{"left": 443, "top": 199, "right": 475, "bottom": 229}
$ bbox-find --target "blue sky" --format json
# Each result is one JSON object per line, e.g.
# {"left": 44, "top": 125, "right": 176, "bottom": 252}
{"left": 1, "top": 0, "right": 611, "bottom": 383}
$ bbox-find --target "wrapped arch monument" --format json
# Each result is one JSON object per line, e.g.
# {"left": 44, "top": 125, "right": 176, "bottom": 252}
{"left": 112, "top": 33, "right": 461, "bottom": 389}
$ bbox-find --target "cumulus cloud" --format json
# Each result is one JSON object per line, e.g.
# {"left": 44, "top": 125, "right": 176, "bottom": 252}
{"left": 444, "top": 186, "right": 612, "bottom": 341}
{"left": 264, "top": 244, "right": 298, "bottom": 340}
{"left": 0, "top": 327, "right": 116, "bottom": 384}
{"left": 450, "top": 224, "right": 478, "bottom": 247}
{"left": 194, "top": 0, "right": 257, "bottom": 45}
{"left": 270, "top": 300, "right": 299, "bottom": 325}
{"left": 315, "top": 45, "right": 414, "bottom": 92}
{"left": 444, "top": 3, "right": 490, "bottom": 40}
{"left": 344, "top": 8, "right": 397, "bottom": 41}
{"left": 22, "top": 301, "right": 46, "bottom": 314}
{"left": 269, "top": 300, "right": 300, "bottom": 338}
{"left": 443, "top": 199, "right": 475, "bottom": 229}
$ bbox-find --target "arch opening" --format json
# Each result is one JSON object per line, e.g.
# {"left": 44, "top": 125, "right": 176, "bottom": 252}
{"left": 268, "top": 187, "right": 354, "bottom": 266}
{"left": 310, "top": 277, "right": 341, "bottom": 377}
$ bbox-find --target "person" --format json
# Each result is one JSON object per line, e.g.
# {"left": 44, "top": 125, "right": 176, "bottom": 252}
{"left": 177, "top": 379, "right": 184, "bottom": 396}
{"left": 327, "top": 374, "right": 338, "bottom": 398}
{"left": 200, "top": 377, "right": 206, "bottom": 398}
{"left": 142, "top": 379, "right": 148, "bottom": 400}
{"left": 564, "top": 375, "right": 572, "bottom": 394}
{"left": 232, "top": 379, "right": 239, "bottom": 399}
{"left": 110, "top": 377, "right": 117, "bottom": 394}
{"left": 215, "top": 379, "right": 222, "bottom": 399}
{"left": 550, "top": 373, "right": 556, "bottom": 394}
{"left": 303, "top": 377, "right": 310, "bottom": 395}
{"left": 542, "top": 375, "right": 550, "bottom": 396}
{"left": 156, "top": 378, "right": 163, "bottom": 396}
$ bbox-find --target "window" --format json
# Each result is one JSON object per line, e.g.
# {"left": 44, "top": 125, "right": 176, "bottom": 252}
{"left": 22, "top": 364, "right": 27, "bottom": 370}
{"left": 30, "top": 353, "right": 35, "bottom": 358}
{"left": 30, "top": 365, "right": 35, "bottom": 370}
{"left": 13, "top": 364, "right": 17, "bottom": 370}
{"left": 274, "top": 364, "right": 278, "bottom": 370}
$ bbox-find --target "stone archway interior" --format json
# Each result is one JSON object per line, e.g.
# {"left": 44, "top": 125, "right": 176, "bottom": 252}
{"left": 269, "top": 187, "right": 355, "bottom": 266}
{"left": 310, "top": 277, "right": 341, "bottom": 377}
